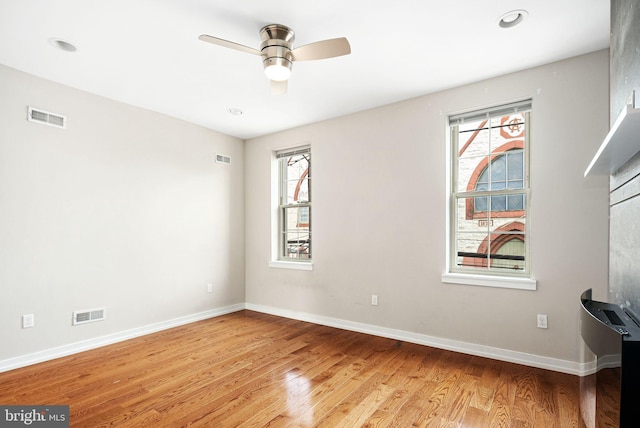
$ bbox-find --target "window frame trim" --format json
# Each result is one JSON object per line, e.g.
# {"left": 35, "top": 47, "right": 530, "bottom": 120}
{"left": 444, "top": 103, "right": 536, "bottom": 289}
{"left": 270, "top": 145, "right": 313, "bottom": 268}
{"left": 441, "top": 272, "right": 536, "bottom": 290}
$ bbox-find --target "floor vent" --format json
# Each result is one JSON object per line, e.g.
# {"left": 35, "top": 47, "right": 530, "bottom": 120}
{"left": 216, "top": 154, "right": 231, "bottom": 165}
{"left": 73, "top": 307, "right": 106, "bottom": 326}
{"left": 27, "top": 106, "right": 66, "bottom": 129}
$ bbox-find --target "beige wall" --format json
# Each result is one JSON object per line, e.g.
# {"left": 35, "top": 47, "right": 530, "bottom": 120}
{"left": 245, "top": 50, "right": 610, "bottom": 365}
{"left": 0, "top": 65, "right": 245, "bottom": 361}
{"left": 0, "top": 49, "right": 611, "bottom": 371}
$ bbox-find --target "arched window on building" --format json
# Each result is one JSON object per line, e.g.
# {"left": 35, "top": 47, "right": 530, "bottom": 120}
{"left": 474, "top": 148, "right": 524, "bottom": 214}
{"left": 465, "top": 142, "right": 525, "bottom": 220}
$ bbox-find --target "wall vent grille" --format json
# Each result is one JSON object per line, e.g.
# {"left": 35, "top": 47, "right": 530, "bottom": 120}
{"left": 73, "top": 307, "right": 106, "bottom": 325}
{"left": 27, "top": 106, "right": 66, "bottom": 129}
{"left": 216, "top": 154, "right": 231, "bottom": 165}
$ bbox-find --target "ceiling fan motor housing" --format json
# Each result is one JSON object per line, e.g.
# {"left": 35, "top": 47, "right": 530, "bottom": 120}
{"left": 260, "top": 24, "right": 294, "bottom": 80}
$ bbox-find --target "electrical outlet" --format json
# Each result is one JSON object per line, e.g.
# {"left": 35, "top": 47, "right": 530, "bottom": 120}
{"left": 22, "top": 314, "right": 35, "bottom": 329}
{"left": 371, "top": 295, "right": 378, "bottom": 306}
{"left": 207, "top": 283, "right": 213, "bottom": 293}
{"left": 537, "top": 314, "right": 548, "bottom": 329}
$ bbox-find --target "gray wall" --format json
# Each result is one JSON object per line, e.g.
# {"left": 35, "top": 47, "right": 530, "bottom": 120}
{"left": 609, "top": 0, "right": 640, "bottom": 317}
{"left": 0, "top": 65, "right": 246, "bottom": 361}
{"left": 245, "top": 50, "right": 610, "bottom": 366}
{"left": 610, "top": 0, "right": 640, "bottom": 122}
{"left": 610, "top": 152, "right": 640, "bottom": 319}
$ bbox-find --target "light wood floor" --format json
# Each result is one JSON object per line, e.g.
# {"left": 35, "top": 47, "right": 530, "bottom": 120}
{"left": 0, "top": 310, "right": 581, "bottom": 427}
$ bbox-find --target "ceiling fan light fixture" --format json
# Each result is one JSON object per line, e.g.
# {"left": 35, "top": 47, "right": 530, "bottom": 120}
{"left": 264, "top": 57, "right": 292, "bottom": 81}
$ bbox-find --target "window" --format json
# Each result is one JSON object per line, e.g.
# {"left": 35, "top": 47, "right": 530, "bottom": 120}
{"left": 276, "top": 147, "right": 311, "bottom": 262}
{"left": 446, "top": 100, "right": 532, "bottom": 284}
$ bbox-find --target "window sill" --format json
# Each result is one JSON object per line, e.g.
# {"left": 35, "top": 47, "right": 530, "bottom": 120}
{"left": 441, "top": 273, "right": 536, "bottom": 290}
{"left": 268, "top": 260, "right": 313, "bottom": 271}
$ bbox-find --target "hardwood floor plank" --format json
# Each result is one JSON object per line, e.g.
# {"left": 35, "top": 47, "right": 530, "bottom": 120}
{"left": 328, "top": 383, "right": 396, "bottom": 428}
{"left": 0, "top": 310, "right": 586, "bottom": 427}
{"left": 442, "top": 373, "right": 475, "bottom": 425}
{"left": 512, "top": 395, "right": 536, "bottom": 427}
{"left": 461, "top": 406, "right": 491, "bottom": 427}
{"left": 471, "top": 384, "right": 496, "bottom": 413}
{"left": 362, "top": 351, "right": 436, "bottom": 426}
{"left": 384, "top": 380, "right": 440, "bottom": 427}
{"left": 514, "top": 368, "right": 538, "bottom": 402}
{"left": 556, "top": 375, "right": 581, "bottom": 428}
{"left": 485, "top": 370, "right": 514, "bottom": 428}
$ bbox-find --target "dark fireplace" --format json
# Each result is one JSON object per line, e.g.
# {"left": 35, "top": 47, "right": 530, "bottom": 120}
{"left": 580, "top": 289, "right": 640, "bottom": 427}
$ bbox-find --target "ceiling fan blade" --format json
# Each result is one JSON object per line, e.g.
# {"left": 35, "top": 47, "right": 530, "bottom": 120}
{"left": 271, "top": 79, "right": 288, "bottom": 95}
{"left": 198, "top": 34, "right": 260, "bottom": 56}
{"left": 291, "top": 37, "right": 351, "bottom": 61}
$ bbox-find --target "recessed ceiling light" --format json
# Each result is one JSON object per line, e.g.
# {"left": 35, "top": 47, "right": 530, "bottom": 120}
{"left": 48, "top": 38, "right": 77, "bottom": 52}
{"left": 498, "top": 10, "right": 528, "bottom": 29}
{"left": 227, "top": 108, "right": 243, "bottom": 116}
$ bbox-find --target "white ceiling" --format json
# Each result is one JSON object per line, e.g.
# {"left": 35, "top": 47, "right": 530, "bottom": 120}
{"left": 0, "top": 0, "right": 609, "bottom": 140}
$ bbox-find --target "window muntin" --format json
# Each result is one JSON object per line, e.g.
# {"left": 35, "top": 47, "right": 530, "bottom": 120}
{"left": 449, "top": 101, "right": 531, "bottom": 276}
{"left": 277, "top": 147, "right": 311, "bottom": 261}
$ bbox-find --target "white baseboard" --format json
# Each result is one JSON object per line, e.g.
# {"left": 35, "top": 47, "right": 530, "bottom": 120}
{"left": 0, "top": 303, "right": 245, "bottom": 373}
{"left": 245, "top": 303, "right": 590, "bottom": 376}
{"left": 3, "top": 302, "right": 600, "bottom": 377}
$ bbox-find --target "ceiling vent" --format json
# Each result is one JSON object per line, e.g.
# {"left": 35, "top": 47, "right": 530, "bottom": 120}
{"left": 27, "top": 106, "right": 66, "bottom": 129}
{"left": 72, "top": 307, "right": 106, "bottom": 326}
{"left": 216, "top": 154, "right": 231, "bottom": 165}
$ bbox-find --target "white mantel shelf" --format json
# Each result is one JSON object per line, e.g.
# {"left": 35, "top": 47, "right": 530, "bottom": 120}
{"left": 585, "top": 104, "right": 640, "bottom": 177}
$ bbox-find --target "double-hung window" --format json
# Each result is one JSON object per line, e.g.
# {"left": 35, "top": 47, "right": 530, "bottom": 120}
{"left": 445, "top": 100, "right": 534, "bottom": 289}
{"left": 276, "top": 146, "right": 311, "bottom": 262}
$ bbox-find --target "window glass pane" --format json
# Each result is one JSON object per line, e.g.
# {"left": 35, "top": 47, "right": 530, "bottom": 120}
{"left": 283, "top": 153, "right": 310, "bottom": 204}
{"left": 452, "top": 197, "right": 492, "bottom": 267}
{"left": 298, "top": 206, "right": 309, "bottom": 225}
{"left": 491, "top": 114, "right": 526, "bottom": 152}
{"left": 458, "top": 154, "right": 490, "bottom": 193}
{"left": 454, "top": 192, "right": 527, "bottom": 273}
{"left": 282, "top": 206, "right": 311, "bottom": 259}
{"left": 455, "top": 231, "right": 489, "bottom": 270}
{"left": 490, "top": 156, "right": 506, "bottom": 181}
{"left": 490, "top": 195, "right": 506, "bottom": 211}
{"left": 488, "top": 117, "right": 503, "bottom": 153}
{"left": 491, "top": 181, "right": 506, "bottom": 191}
{"left": 457, "top": 196, "right": 492, "bottom": 224}
{"left": 455, "top": 230, "right": 526, "bottom": 272}
{"left": 507, "top": 194, "right": 525, "bottom": 211}
{"left": 475, "top": 196, "right": 488, "bottom": 212}
{"left": 457, "top": 120, "right": 490, "bottom": 159}
{"left": 510, "top": 180, "right": 524, "bottom": 189}
{"left": 493, "top": 235, "right": 525, "bottom": 271}
{"left": 507, "top": 151, "right": 523, "bottom": 180}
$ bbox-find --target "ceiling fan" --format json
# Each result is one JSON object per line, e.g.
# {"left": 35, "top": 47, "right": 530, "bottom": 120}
{"left": 199, "top": 24, "right": 351, "bottom": 94}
